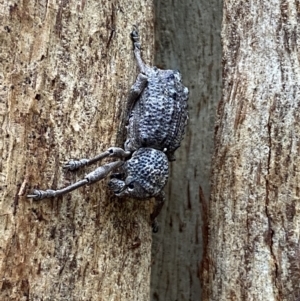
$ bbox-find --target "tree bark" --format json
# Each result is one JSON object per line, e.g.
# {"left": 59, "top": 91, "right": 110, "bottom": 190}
{"left": 0, "top": 1, "right": 154, "bottom": 300}
{"left": 203, "top": 1, "right": 300, "bottom": 300}
{"left": 151, "top": 1, "right": 222, "bottom": 300}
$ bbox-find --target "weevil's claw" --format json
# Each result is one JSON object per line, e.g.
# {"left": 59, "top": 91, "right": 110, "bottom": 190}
{"left": 27, "top": 189, "right": 56, "bottom": 200}
{"left": 152, "top": 219, "right": 159, "bottom": 233}
{"left": 131, "top": 26, "right": 141, "bottom": 49}
{"left": 63, "top": 159, "right": 89, "bottom": 171}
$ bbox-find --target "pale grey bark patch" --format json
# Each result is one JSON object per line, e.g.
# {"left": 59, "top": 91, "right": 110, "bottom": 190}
{"left": 203, "top": 1, "right": 300, "bottom": 300}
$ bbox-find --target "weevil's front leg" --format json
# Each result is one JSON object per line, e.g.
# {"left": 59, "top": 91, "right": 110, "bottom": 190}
{"left": 64, "top": 147, "right": 131, "bottom": 171}
{"left": 150, "top": 191, "right": 166, "bottom": 233}
{"left": 131, "top": 26, "right": 147, "bottom": 74}
{"left": 27, "top": 161, "right": 124, "bottom": 200}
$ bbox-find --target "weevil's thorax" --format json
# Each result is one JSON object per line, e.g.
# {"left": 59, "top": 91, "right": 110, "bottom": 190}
{"left": 125, "top": 68, "right": 189, "bottom": 161}
{"left": 108, "top": 148, "right": 169, "bottom": 199}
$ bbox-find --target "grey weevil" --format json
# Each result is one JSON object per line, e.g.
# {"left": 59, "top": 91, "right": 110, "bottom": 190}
{"left": 27, "top": 27, "right": 189, "bottom": 232}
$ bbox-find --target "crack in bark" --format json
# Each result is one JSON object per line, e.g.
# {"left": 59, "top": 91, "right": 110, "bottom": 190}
{"left": 265, "top": 112, "right": 279, "bottom": 294}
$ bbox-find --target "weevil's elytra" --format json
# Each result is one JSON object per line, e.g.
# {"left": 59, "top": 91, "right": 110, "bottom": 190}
{"left": 27, "top": 27, "right": 189, "bottom": 232}
{"left": 125, "top": 67, "right": 189, "bottom": 161}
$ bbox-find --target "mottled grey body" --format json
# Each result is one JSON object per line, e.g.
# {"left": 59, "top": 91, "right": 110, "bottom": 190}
{"left": 125, "top": 68, "right": 188, "bottom": 161}
{"left": 109, "top": 148, "right": 169, "bottom": 199}
{"left": 27, "top": 27, "right": 189, "bottom": 232}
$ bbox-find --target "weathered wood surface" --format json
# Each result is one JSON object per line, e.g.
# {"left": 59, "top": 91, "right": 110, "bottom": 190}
{"left": 203, "top": 1, "right": 300, "bottom": 300}
{"left": 0, "top": 1, "right": 154, "bottom": 300}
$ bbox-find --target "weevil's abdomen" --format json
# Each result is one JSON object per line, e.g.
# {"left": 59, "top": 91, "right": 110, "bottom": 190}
{"left": 125, "top": 69, "right": 189, "bottom": 160}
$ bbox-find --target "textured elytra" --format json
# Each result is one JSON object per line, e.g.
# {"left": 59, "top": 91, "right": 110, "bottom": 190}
{"left": 125, "top": 68, "right": 189, "bottom": 161}
{"left": 27, "top": 28, "right": 189, "bottom": 230}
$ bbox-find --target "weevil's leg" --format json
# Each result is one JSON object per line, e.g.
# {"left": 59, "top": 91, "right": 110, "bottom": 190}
{"left": 125, "top": 73, "right": 148, "bottom": 119}
{"left": 150, "top": 191, "right": 166, "bottom": 233}
{"left": 131, "top": 26, "right": 147, "bottom": 74}
{"left": 84, "top": 160, "right": 123, "bottom": 184}
{"left": 27, "top": 161, "right": 124, "bottom": 200}
{"left": 64, "top": 147, "right": 131, "bottom": 171}
{"left": 27, "top": 180, "right": 88, "bottom": 200}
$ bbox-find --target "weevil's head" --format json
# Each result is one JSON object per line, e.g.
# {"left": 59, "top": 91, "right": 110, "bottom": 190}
{"left": 108, "top": 148, "right": 169, "bottom": 199}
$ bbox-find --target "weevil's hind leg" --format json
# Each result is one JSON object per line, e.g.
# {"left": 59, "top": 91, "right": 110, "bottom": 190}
{"left": 27, "top": 161, "right": 124, "bottom": 200}
{"left": 64, "top": 147, "right": 131, "bottom": 171}
{"left": 131, "top": 26, "right": 147, "bottom": 74}
{"left": 150, "top": 191, "right": 166, "bottom": 233}
{"left": 125, "top": 73, "right": 148, "bottom": 120}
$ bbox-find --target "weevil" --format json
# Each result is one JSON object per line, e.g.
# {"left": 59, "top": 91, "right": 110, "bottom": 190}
{"left": 27, "top": 27, "right": 189, "bottom": 232}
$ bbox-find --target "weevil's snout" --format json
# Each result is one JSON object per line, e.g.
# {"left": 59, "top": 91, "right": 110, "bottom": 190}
{"left": 108, "top": 178, "right": 126, "bottom": 196}
{"left": 108, "top": 176, "right": 151, "bottom": 199}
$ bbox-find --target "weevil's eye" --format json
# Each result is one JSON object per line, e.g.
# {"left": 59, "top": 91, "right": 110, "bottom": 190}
{"left": 128, "top": 183, "right": 135, "bottom": 190}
